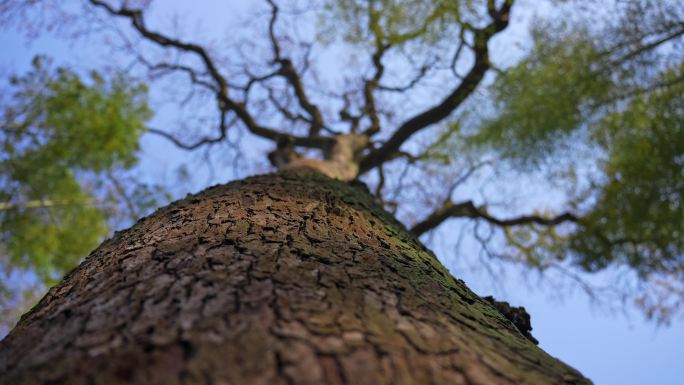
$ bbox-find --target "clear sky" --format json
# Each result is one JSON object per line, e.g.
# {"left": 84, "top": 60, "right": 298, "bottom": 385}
{"left": 1, "top": 1, "right": 682, "bottom": 384}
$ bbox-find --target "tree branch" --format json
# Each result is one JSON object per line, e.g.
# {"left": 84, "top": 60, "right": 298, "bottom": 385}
{"left": 410, "top": 200, "right": 578, "bottom": 237}
{"left": 266, "top": 0, "right": 326, "bottom": 137}
{"left": 339, "top": 92, "right": 361, "bottom": 133}
{"left": 361, "top": 41, "right": 390, "bottom": 136}
{"left": 0, "top": 198, "right": 101, "bottom": 211}
{"left": 378, "top": 64, "right": 429, "bottom": 92}
{"left": 88, "top": 0, "right": 332, "bottom": 149}
{"left": 359, "top": 0, "right": 515, "bottom": 173}
{"left": 266, "top": 87, "right": 312, "bottom": 125}
{"left": 143, "top": 61, "right": 218, "bottom": 92}
{"left": 608, "top": 25, "right": 684, "bottom": 67}
{"left": 147, "top": 112, "right": 233, "bottom": 151}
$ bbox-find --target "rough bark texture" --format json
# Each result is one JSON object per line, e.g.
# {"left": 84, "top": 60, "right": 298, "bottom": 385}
{"left": 0, "top": 172, "right": 592, "bottom": 385}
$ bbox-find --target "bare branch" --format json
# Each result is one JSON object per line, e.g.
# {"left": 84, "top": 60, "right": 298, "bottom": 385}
{"left": 266, "top": 87, "right": 311, "bottom": 125}
{"left": 450, "top": 28, "right": 469, "bottom": 79}
{"left": 0, "top": 198, "right": 101, "bottom": 211}
{"left": 607, "top": 25, "right": 684, "bottom": 68}
{"left": 361, "top": 41, "right": 390, "bottom": 136}
{"left": 88, "top": 0, "right": 332, "bottom": 149}
{"left": 339, "top": 91, "right": 361, "bottom": 133}
{"left": 277, "top": 58, "right": 327, "bottom": 136}
{"left": 141, "top": 60, "right": 218, "bottom": 92}
{"left": 387, "top": 150, "right": 423, "bottom": 164}
{"left": 377, "top": 64, "right": 429, "bottom": 92}
{"left": 265, "top": 0, "right": 326, "bottom": 137}
{"left": 147, "top": 112, "right": 234, "bottom": 150}
{"left": 359, "top": 0, "right": 515, "bottom": 173}
{"left": 375, "top": 165, "right": 386, "bottom": 200}
{"left": 410, "top": 200, "right": 578, "bottom": 237}
{"left": 444, "top": 159, "right": 494, "bottom": 198}
{"left": 105, "top": 171, "right": 138, "bottom": 220}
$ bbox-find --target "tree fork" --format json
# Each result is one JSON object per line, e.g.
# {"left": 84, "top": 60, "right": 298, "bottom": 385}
{"left": 0, "top": 172, "right": 591, "bottom": 385}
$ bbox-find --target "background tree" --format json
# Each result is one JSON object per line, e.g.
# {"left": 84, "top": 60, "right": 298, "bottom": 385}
{"left": 0, "top": 0, "right": 682, "bottom": 340}
{"left": 0, "top": 56, "right": 170, "bottom": 329}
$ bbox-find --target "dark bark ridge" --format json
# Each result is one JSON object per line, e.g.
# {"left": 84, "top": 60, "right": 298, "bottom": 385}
{"left": 0, "top": 171, "right": 591, "bottom": 385}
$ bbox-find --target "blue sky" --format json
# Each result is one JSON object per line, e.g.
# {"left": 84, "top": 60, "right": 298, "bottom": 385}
{"left": 1, "top": 1, "right": 683, "bottom": 384}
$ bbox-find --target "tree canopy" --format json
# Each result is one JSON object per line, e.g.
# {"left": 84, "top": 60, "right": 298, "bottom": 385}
{"left": 0, "top": 0, "right": 682, "bottom": 330}
{"left": 0, "top": 56, "right": 166, "bottom": 328}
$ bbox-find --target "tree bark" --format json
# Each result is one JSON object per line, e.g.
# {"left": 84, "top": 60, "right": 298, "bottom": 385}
{"left": 0, "top": 171, "right": 592, "bottom": 385}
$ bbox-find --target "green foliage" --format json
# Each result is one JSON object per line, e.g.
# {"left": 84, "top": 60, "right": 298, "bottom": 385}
{"left": 1, "top": 177, "right": 106, "bottom": 283}
{"left": 5, "top": 56, "right": 151, "bottom": 172}
{"left": 465, "top": 2, "right": 684, "bottom": 320}
{"left": 321, "top": 0, "right": 466, "bottom": 46}
{"left": 571, "top": 65, "right": 684, "bottom": 274}
{"left": 468, "top": 23, "right": 613, "bottom": 167}
{"left": 0, "top": 56, "right": 153, "bottom": 288}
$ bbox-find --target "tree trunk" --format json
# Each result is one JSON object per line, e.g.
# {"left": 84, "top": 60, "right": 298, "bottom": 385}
{"left": 0, "top": 172, "right": 591, "bottom": 385}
